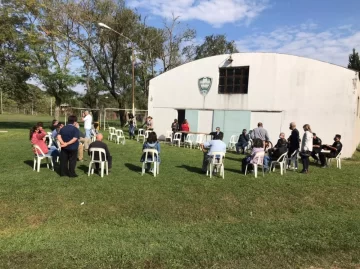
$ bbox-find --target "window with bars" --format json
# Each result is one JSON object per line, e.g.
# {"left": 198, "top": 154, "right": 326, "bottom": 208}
{"left": 218, "top": 66, "right": 250, "bottom": 94}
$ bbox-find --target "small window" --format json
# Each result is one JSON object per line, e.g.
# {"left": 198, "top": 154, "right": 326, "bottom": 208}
{"left": 218, "top": 66, "right": 250, "bottom": 94}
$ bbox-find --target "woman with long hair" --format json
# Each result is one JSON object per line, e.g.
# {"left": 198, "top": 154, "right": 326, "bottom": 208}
{"left": 300, "top": 124, "right": 313, "bottom": 174}
{"left": 30, "top": 125, "right": 59, "bottom": 159}
{"left": 140, "top": 132, "right": 161, "bottom": 173}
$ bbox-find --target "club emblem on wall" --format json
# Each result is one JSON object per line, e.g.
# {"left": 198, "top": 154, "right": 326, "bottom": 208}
{"left": 198, "top": 77, "right": 212, "bottom": 97}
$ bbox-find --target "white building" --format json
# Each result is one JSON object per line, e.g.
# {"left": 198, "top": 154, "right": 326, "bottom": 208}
{"left": 148, "top": 53, "right": 360, "bottom": 158}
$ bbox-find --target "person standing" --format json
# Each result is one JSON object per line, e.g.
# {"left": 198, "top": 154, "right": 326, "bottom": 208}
{"left": 181, "top": 119, "right": 190, "bottom": 142}
{"left": 171, "top": 119, "right": 179, "bottom": 135}
{"left": 128, "top": 114, "right": 136, "bottom": 140}
{"left": 300, "top": 124, "right": 313, "bottom": 174}
{"left": 250, "top": 122, "right": 270, "bottom": 143}
{"left": 58, "top": 115, "right": 80, "bottom": 178}
{"left": 311, "top": 133, "right": 322, "bottom": 162}
{"left": 287, "top": 122, "right": 300, "bottom": 170}
{"left": 81, "top": 110, "right": 92, "bottom": 139}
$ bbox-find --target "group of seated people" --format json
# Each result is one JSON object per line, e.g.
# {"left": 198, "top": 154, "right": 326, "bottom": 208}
{"left": 198, "top": 122, "right": 343, "bottom": 175}
{"left": 30, "top": 116, "right": 111, "bottom": 177}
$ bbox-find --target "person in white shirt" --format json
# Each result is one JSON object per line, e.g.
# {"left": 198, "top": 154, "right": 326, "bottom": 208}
{"left": 81, "top": 110, "right": 92, "bottom": 139}
{"left": 300, "top": 124, "right": 313, "bottom": 174}
{"left": 200, "top": 133, "right": 227, "bottom": 173}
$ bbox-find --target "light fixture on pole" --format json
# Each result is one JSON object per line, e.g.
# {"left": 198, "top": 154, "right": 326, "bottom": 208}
{"left": 98, "top": 22, "right": 135, "bottom": 116}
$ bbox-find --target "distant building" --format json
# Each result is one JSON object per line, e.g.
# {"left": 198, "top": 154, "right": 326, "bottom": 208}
{"left": 148, "top": 53, "right": 360, "bottom": 158}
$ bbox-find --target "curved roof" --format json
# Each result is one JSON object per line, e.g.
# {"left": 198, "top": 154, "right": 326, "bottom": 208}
{"left": 153, "top": 52, "right": 356, "bottom": 80}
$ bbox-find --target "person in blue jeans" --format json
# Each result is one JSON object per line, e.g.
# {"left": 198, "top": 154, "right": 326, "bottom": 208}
{"left": 140, "top": 131, "right": 161, "bottom": 172}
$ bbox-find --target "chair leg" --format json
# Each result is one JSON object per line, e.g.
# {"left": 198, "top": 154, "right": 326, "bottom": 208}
{"left": 157, "top": 163, "right": 160, "bottom": 175}
{"left": 106, "top": 162, "right": 109, "bottom": 175}
{"left": 88, "top": 161, "right": 92, "bottom": 176}
{"left": 284, "top": 163, "right": 286, "bottom": 173}
{"left": 153, "top": 163, "right": 156, "bottom": 177}
{"left": 141, "top": 163, "right": 145, "bottom": 175}
{"left": 50, "top": 158, "right": 54, "bottom": 171}
{"left": 33, "top": 158, "right": 36, "bottom": 171}
{"left": 280, "top": 164, "right": 283, "bottom": 175}
{"left": 222, "top": 165, "right": 224, "bottom": 179}
{"left": 254, "top": 164, "right": 257, "bottom": 178}
{"left": 37, "top": 159, "right": 41, "bottom": 172}
{"left": 100, "top": 162, "right": 104, "bottom": 178}
{"left": 245, "top": 164, "right": 248, "bottom": 175}
{"left": 209, "top": 163, "right": 212, "bottom": 178}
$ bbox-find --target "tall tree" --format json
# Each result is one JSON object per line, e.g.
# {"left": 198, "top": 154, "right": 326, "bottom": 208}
{"left": 160, "top": 15, "right": 196, "bottom": 73}
{"left": 191, "top": 34, "right": 239, "bottom": 60}
{"left": 25, "top": 0, "right": 78, "bottom": 120}
{"left": 49, "top": 0, "right": 145, "bottom": 125}
{"left": 348, "top": 48, "right": 360, "bottom": 79}
{"left": 0, "top": 0, "right": 32, "bottom": 113}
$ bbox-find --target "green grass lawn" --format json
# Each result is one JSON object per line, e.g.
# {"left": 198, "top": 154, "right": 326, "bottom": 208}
{"left": 1, "top": 114, "right": 360, "bottom": 268}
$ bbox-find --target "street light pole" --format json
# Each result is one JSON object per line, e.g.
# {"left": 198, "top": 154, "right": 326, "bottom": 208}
{"left": 98, "top": 22, "right": 135, "bottom": 116}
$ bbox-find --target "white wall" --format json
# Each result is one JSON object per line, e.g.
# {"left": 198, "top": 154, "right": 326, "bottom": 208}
{"left": 198, "top": 111, "right": 213, "bottom": 133}
{"left": 250, "top": 112, "right": 283, "bottom": 145}
{"left": 149, "top": 53, "right": 359, "bottom": 157}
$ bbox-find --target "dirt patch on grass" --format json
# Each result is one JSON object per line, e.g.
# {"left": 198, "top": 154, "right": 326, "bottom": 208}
{"left": 26, "top": 215, "right": 47, "bottom": 228}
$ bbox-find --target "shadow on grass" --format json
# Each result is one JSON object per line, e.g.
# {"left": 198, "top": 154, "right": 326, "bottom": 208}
{"left": 78, "top": 164, "right": 89, "bottom": 174}
{"left": 125, "top": 163, "right": 142, "bottom": 172}
{"left": 0, "top": 122, "right": 40, "bottom": 130}
{"left": 24, "top": 160, "right": 33, "bottom": 168}
{"left": 176, "top": 165, "right": 204, "bottom": 174}
{"left": 23, "top": 160, "right": 62, "bottom": 176}
{"left": 225, "top": 156, "right": 242, "bottom": 162}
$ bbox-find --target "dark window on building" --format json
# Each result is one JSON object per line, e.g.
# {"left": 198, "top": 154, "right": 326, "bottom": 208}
{"left": 218, "top": 66, "right": 250, "bottom": 94}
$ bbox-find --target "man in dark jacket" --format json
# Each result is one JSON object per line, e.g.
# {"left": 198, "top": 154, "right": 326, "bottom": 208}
{"left": 88, "top": 133, "right": 112, "bottom": 171}
{"left": 311, "top": 132, "right": 322, "bottom": 162}
{"left": 171, "top": 119, "right": 179, "bottom": 135}
{"left": 319, "top": 134, "right": 342, "bottom": 168}
{"left": 268, "top": 132, "right": 288, "bottom": 160}
{"left": 287, "top": 122, "right": 300, "bottom": 169}
{"left": 236, "top": 129, "right": 249, "bottom": 154}
{"left": 209, "top": 127, "right": 224, "bottom": 140}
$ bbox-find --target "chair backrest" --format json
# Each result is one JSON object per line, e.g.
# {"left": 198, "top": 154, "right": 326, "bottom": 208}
{"left": 145, "top": 130, "right": 151, "bottom": 138}
{"left": 45, "top": 134, "right": 53, "bottom": 147}
{"left": 33, "top": 144, "right": 46, "bottom": 157}
{"left": 185, "top": 134, "right": 194, "bottom": 142}
{"left": 138, "top": 129, "right": 145, "bottom": 135}
{"left": 210, "top": 152, "right": 225, "bottom": 164}
{"left": 291, "top": 149, "right": 299, "bottom": 158}
{"left": 336, "top": 152, "right": 341, "bottom": 159}
{"left": 115, "top": 129, "right": 124, "bottom": 137}
{"left": 196, "top": 134, "right": 204, "bottom": 143}
{"left": 254, "top": 151, "right": 265, "bottom": 165}
{"left": 174, "top": 132, "right": 182, "bottom": 140}
{"left": 276, "top": 151, "right": 288, "bottom": 162}
{"left": 89, "top": 147, "right": 107, "bottom": 162}
{"left": 229, "top": 135, "right": 238, "bottom": 143}
{"left": 166, "top": 131, "right": 172, "bottom": 138}
{"left": 109, "top": 127, "right": 116, "bottom": 134}
{"left": 142, "top": 149, "right": 159, "bottom": 162}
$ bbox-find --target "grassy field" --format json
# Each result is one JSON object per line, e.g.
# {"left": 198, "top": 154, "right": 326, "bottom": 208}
{"left": 1, "top": 114, "right": 360, "bottom": 269}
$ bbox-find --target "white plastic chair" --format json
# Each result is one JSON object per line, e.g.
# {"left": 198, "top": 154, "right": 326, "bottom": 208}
{"left": 326, "top": 152, "right": 342, "bottom": 169}
{"left": 184, "top": 134, "right": 195, "bottom": 149}
{"left": 137, "top": 129, "right": 145, "bottom": 143}
{"left": 206, "top": 152, "right": 225, "bottom": 179}
{"left": 114, "top": 129, "right": 126, "bottom": 145}
{"left": 165, "top": 131, "right": 173, "bottom": 144}
{"left": 194, "top": 134, "right": 205, "bottom": 150}
{"left": 141, "top": 149, "right": 160, "bottom": 177}
{"left": 55, "top": 140, "right": 61, "bottom": 163}
{"left": 270, "top": 151, "right": 288, "bottom": 175}
{"left": 173, "top": 132, "right": 182, "bottom": 147}
{"left": 144, "top": 130, "right": 152, "bottom": 141}
{"left": 287, "top": 149, "right": 299, "bottom": 170}
{"left": 108, "top": 127, "right": 116, "bottom": 141}
{"left": 245, "top": 139, "right": 253, "bottom": 154}
{"left": 228, "top": 135, "right": 238, "bottom": 151}
{"left": 32, "top": 145, "right": 54, "bottom": 172}
{"left": 88, "top": 148, "right": 109, "bottom": 178}
{"left": 45, "top": 134, "right": 53, "bottom": 148}
{"left": 245, "top": 151, "right": 265, "bottom": 178}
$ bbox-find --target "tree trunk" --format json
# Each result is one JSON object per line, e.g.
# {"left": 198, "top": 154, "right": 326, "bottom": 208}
{"left": 54, "top": 106, "right": 60, "bottom": 120}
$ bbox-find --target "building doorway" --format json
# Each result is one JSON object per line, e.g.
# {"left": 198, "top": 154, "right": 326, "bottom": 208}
{"left": 177, "top": 109, "right": 185, "bottom": 125}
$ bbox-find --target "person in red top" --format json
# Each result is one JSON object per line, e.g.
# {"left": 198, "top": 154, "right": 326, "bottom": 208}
{"left": 181, "top": 119, "right": 190, "bottom": 132}
{"left": 181, "top": 119, "right": 190, "bottom": 142}
{"left": 30, "top": 125, "right": 59, "bottom": 158}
